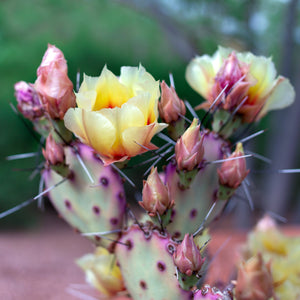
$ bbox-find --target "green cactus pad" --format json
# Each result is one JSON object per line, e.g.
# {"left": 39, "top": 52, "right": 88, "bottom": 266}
{"left": 43, "top": 143, "right": 126, "bottom": 250}
{"left": 166, "top": 132, "right": 229, "bottom": 238}
{"left": 115, "top": 224, "right": 193, "bottom": 300}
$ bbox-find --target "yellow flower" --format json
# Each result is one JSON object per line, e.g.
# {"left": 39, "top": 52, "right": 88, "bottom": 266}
{"left": 64, "top": 65, "right": 167, "bottom": 165}
{"left": 186, "top": 46, "right": 295, "bottom": 122}
{"left": 77, "top": 247, "right": 125, "bottom": 297}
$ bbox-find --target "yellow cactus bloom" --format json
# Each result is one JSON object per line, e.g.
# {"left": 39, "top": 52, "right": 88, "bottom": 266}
{"left": 77, "top": 247, "right": 125, "bottom": 297}
{"left": 241, "top": 215, "right": 300, "bottom": 300}
{"left": 186, "top": 46, "right": 295, "bottom": 122}
{"left": 64, "top": 65, "right": 167, "bottom": 165}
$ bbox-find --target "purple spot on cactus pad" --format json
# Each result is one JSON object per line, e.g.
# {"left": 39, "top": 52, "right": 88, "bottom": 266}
{"left": 144, "top": 230, "right": 152, "bottom": 240}
{"left": 172, "top": 231, "right": 181, "bottom": 239}
{"left": 171, "top": 209, "right": 176, "bottom": 218}
{"left": 167, "top": 243, "right": 175, "bottom": 254}
{"left": 64, "top": 199, "right": 72, "bottom": 210}
{"left": 190, "top": 209, "right": 197, "bottom": 219}
{"left": 93, "top": 206, "right": 101, "bottom": 215}
{"left": 110, "top": 218, "right": 118, "bottom": 225}
{"left": 157, "top": 261, "right": 166, "bottom": 272}
{"left": 95, "top": 235, "right": 101, "bottom": 242}
{"left": 100, "top": 176, "right": 109, "bottom": 186}
{"left": 126, "top": 239, "right": 133, "bottom": 250}
{"left": 139, "top": 280, "right": 147, "bottom": 290}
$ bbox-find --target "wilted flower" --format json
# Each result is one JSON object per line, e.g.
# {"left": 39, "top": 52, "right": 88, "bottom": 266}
{"left": 173, "top": 234, "right": 205, "bottom": 276}
{"left": 217, "top": 143, "right": 249, "bottom": 189}
{"left": 175, "top": 118, "right": 204, "bottom": 171}
{"left": 139, "top": 167, "right": 173, "bottom": 216}
{"left": 158, "top": 81, "right": 186, "bottom": 123}
{"left": 35, "top": 44, "right": 76, "bottom": 120}
{"left": 64, "top": 65, "right": 167, "bottom": 165}
{"left": 186, "top": 47, "right": 295, "bottom": 122}
{"left": 14, "top": 81, "right": 44, "bottom": 120}
{"left": 235, "top": 253, "right": 274, "bottom": 300}
{"left": 77, "top": 247, "right": 125, "bottom": 297}
{"left": 42, "top": 133, "right": 65, "bottom": 166}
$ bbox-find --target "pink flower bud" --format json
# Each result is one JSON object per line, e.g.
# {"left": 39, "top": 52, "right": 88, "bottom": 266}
{"left": 34, "top": 44, "right": 76, "bottom": 120}
{"left": 42, "top": 134, "right": 65, "bottom": 166}
{"left": 235, "top": 253, "right": 274, "bottom": 300}
{"left": 175, "top": 119, "right": 204, "bottom": 171}
{"left": 217, "top": 143, "right": 249, "bottom": 189}
{"left": 173, "top": 234, "right": 205, "bottom": 276}
{"left": 139, "top": 167, "right": 173, "bottom": 217}
{"left": 158, "top": 81, "right": 186, "bottom": 123}
{"left": 14, "top": 81, "right": 44, "bottom": 120}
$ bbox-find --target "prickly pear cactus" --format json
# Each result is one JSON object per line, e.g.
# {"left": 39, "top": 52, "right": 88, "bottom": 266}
{"left": 43, "top": 143, "right": 126, "bottom": 249}
{"left": 115, "top": 224, "right": 193, "bottom": 300}
{"left": 166, "top": 132, "right": 229, "bottom": 238}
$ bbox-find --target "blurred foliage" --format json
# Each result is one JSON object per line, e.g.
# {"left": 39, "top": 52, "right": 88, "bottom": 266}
{"left": 1, "top": 0, "right": 299, "bottom": 226}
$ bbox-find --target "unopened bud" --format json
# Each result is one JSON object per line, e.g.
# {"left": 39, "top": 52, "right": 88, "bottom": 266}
{"left": 158, "top": 81, "right": 186, "bottom": 123}
{"left": 175, "top": 118, "right": 204, "bottom": 171}
{"left": 34, "top": 44, "right": 76, "bottom": 120}
{"left": 139, "top": 167, "right": 173, "bottom": 217}
{"left": 217, "top": 143, "right": 249, "bottom": 189}
{"left": 173, "top": 234, "right": 205, "bottom": 276}
{"left": 235, "top": 253, "right": 273, "bottom": 300}
{"left": 42, "top": 134, "right": 65, "bottom": 166}
{"left": 14, "top": 81, "right": 44, "bottom": 120}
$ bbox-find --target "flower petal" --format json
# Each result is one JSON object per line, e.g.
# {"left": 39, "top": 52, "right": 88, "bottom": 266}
{"left": 258, "top": 76, "right": 295, "bottom": 117}
{"left": 122, "top": 123, "right": 167, "bottom": 156}
{"left": 185, "top": 55, "right": 216, "bottom": 99}
{"left": 93, "top": 66, "right": 131, "bottom": 111}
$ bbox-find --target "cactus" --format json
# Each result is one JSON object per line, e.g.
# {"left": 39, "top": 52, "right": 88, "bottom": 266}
{"left": 5, "top": 44, "right": 299, "bottom": 300}
{"left": 115, "top": 224, "right": 193, "bottom": 300}
{"left": 43, "top": 142, "right": 126, "bottom": 249}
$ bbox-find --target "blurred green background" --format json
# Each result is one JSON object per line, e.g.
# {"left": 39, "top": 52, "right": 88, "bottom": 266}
{"left": 1, "top": 0, "right": 300, "bottom": 227}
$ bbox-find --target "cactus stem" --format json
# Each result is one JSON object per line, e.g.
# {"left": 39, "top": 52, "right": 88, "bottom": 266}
{"left": 193, "top": 202, "right": 217, "bottom": 237}
{"left": 6, "top": 152, "right": 39, "bottom": 160}
{"left": 111, "top": 163, "right": 136, "bottom": 188}
{"left": 199, "top": 84, "right": 228, "bottom": 128}
{"left": 81, "top": 229, "right": 123, "bottom": 237}
{"left": 235, "top": 129, "right": 266, "bottom": 145}
{"left": 241, "top": 181, "right": 254, "bottom": 210}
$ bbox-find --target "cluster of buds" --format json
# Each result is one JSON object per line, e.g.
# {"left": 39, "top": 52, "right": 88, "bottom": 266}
{"left": 14, "top": 81, "right": 44, "bottom": 120}
{"left": 139, "top": 167, "right": 174, "bottom": 221}
{"left": 34, "top": 44, "right": 76, "bottom": 120}
{"left": 235, "top": 253, "right": 274, "bottom": 300}
{"left": 211, "top": 52, "right": 251, "bottom": 111}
